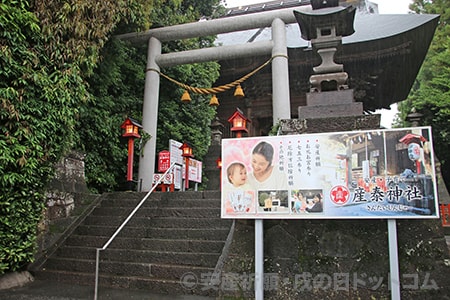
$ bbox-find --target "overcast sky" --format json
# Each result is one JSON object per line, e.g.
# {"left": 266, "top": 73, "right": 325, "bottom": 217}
{"left": 223, "top": 0, "right": 412, "bottom": 13}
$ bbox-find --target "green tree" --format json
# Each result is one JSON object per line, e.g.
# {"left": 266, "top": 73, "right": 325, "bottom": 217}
{"left": 0, "top": 0, "right": 145, "bottom": 274}
{"left": 398, "top": 0, "right": 450, "bottom": 189}
{"left": 79, "top": 0, "right": 223, "bottom": 192}
{"left": 150, "top": 0, "right": 224, "bottom": 159}
{"left": 0, "top": 0, "right": 223, "bottom": 274}
{"left": 0, "top": 0, "right": 84, "bottom": 274}
{"left": 77, "top": 39, "right": 147, "bottom": 192}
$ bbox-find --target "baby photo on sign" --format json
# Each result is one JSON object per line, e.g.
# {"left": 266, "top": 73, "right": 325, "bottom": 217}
{"left": 223, "top": 161, "right": 256, "bottom": 214}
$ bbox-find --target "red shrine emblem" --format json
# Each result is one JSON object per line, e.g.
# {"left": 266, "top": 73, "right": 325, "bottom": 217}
{"left": 330, "top": 185, "right": 350, "bottom": 205}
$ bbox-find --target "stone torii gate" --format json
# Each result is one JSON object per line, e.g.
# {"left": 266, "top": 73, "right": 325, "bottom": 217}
{"left": 117, "top": 7, "right": 306, "bottom": 191}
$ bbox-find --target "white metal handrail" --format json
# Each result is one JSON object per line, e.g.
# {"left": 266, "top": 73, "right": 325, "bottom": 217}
{"left": 93, "top": 163, "right": 177, "bottom": 300}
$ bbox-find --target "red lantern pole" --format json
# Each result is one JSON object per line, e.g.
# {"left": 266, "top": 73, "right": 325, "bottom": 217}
{"left": 184, "top": 156, "right": 190, "bottom": 190}
{"left": 127, "top": 137, "right": 135, "bottom": 184}
{"left": 179, "top": 141, "right": 194, "bottom": 191}
{"left": 120, "top": 117, "right": 142, "bottom": 191}
{"left": 216, "top": 157, "right": 222, "bottom": 190}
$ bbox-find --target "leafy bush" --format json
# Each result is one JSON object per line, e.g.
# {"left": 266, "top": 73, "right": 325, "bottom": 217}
{"left": 0, "top": 1, "right": 82, "bottom": 273}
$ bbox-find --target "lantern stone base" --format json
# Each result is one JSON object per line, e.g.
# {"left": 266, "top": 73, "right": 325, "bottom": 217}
{"left": 279, "top": 114, "right": 382, "bottom": 135}
{"left": 299, "top": 89, "right": 364, "bottom": 119}
{"left": 204, "top": 144, "right": 222, "bottom": 190}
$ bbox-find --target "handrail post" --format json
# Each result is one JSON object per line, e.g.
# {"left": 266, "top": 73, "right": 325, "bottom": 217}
{"left": 93, "top": 163, "right": 176, "bottom": 300}
{"left": 94, "top": 248, "right": 101, "bottom": 300}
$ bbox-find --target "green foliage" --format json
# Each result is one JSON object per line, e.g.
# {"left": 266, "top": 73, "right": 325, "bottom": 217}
{"left": 157, "top": 62, "right": 220, "bottom": 159}
{"left": 150, "top": 0, "right": 225, "bottom": 28}
{"left": 153, "top": 0, "right": 223, "bottom": 161}
{"left": 78, "top": 0, "right": 223, "bottom": 192}
{"left": 0, "top": 0, "right": 224, "bottom": 274}
{"left": 0, "top": 0, "right": 84, "bottom": 273}
{"left": 1, "top": 0, "right": 146, "bottom": 274}
{"left": 78, "top": 39, "right": 147, "bottom": 192}
{"left": 259, "top": 192, "right": 270, "bottom": 206}
{"left": 398, "top": 0, "right": 450, "bottom": 189}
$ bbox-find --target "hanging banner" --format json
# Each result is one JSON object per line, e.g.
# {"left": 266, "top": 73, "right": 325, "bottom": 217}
{"left": 157, "top": 150, "right": 171, "bottom": 172}
{"left": 221, "top": 127, "right": 439, "bottom": 219}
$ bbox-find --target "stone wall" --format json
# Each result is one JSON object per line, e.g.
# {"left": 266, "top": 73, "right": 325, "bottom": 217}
{"left": 35, "top": 151, "right": 91, "bottom": 258}
{"left": 45, "top": 151, "right": 88, "bottom": 220}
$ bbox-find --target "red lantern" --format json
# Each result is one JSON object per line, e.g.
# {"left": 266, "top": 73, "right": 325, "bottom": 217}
{"left": 216, "top": 157, "right": 222, "bottom": 169}
{"left": 179, "top": 142, "right": 194, "bottom": 189}
{"left": 179, "top": 141, "right": 194, "bottom": 158}
{"left": 227, "top": 108, "right": 250, "bottom": 138}
{"left": 121, "top": 117, "right": 142, "bottom": 138}
{"left": 120, "top": 117, "right": 142, "bottom": 190}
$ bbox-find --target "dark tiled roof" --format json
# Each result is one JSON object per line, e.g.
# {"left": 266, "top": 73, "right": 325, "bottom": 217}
{"left": 225, "top": 0, "right": 310, "bottom": 17}
{"left": 214, "top": 8, "right": 439, "bottom": 115}
{"left": 217, "top": 11, "right": 436, "bottom": 48}
{"left": 224, "top": 0, "right": 378, "bottom": 17}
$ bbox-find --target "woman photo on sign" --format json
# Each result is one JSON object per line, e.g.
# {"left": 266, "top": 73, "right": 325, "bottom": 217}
{"left": 305, "top": 193, "right": 323, "bottom": 213}
{"left": 247, "top": 141, "right": 288, "bottom": 191}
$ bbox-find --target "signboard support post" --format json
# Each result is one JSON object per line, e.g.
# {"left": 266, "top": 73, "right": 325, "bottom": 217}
{"left": 255, "top": 219, "right": 264, "bottom": 300}
{"left": 388, "top": 219, "right": 401, "bottom": 300}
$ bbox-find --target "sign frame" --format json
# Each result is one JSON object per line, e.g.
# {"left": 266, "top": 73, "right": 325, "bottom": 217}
{"left": 221, "top": 127, "right": 439, "bottom": 220}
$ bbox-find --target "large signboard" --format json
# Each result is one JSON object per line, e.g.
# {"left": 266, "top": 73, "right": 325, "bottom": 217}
{"left": 221, "top": 127, "right": 439, "bottom": 219}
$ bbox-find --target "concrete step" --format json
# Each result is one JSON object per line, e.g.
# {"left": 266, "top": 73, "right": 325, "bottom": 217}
{"left": 136, "top": 207, "right": 221, "bottom": 218}
{"left": 99, "top": 198, "right": 221, "bottom": 210}
{"left": 37, "top": 190, "right": 229, "bottom": 298}
{"left": 140, "top": 238, "right": 225, "bottom": 253}
{"left": 148, "top": 217, "right": 231, "bottom": 229}
{"left": 160, "top": 191, "right": 220, "bottom": 201}
{"left": 102, "top": 192, "right": 157, "bottom": 200}
{"left": 97, "top": 191, "right": 220, "bottom": 206}
{"left": 146, "top": 227, "right": 230, "bottom": 240}
{"left": 43, "top": 257, "right": 214, "bottom": 280}
{"left": 83, "top": 214, "right": 228, "bottom": 227}
{"left": 97, "top": 198, "right": 159, "bottom": 208}
{"left": 36, "top": 269, "right": 218, "bottom": 297}
{"left": 162, "top": 199, "right": 220, "bottom": 208}
{"left": 91, "top": 206, "right": 137, "bottom": 217}
{"left": 83, "top": 215, "right": 150, "bottom": 226}
{"left": 56, "top": 246, "right": 220, "bottom": 267}
{"left": 64, "top": 235, "right": 225, "bottom": 253}
{"left": 74, "top": 225, "right": 146, "bottom": 238}
{"left": 64, "top": 235, "right": 141, "bottom": 249}
{"left": 74, "top": 225, "right": 230, "bottom": 240}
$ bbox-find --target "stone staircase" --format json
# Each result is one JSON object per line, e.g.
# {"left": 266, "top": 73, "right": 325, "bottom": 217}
{"left": 34, "top": 190, "right": 232, "bottom": 297}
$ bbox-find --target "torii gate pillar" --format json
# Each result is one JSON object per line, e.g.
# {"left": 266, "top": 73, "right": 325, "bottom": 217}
{"left": 134, "top": 9, "right": 297, "bottom": 191}
{"left": 138, "top": 37, "right": 161, "bottom": 191}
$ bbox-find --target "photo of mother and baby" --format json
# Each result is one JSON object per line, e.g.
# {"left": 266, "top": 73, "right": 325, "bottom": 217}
{"left": 224, "top": 139, "right": 324, "bottom": 215}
